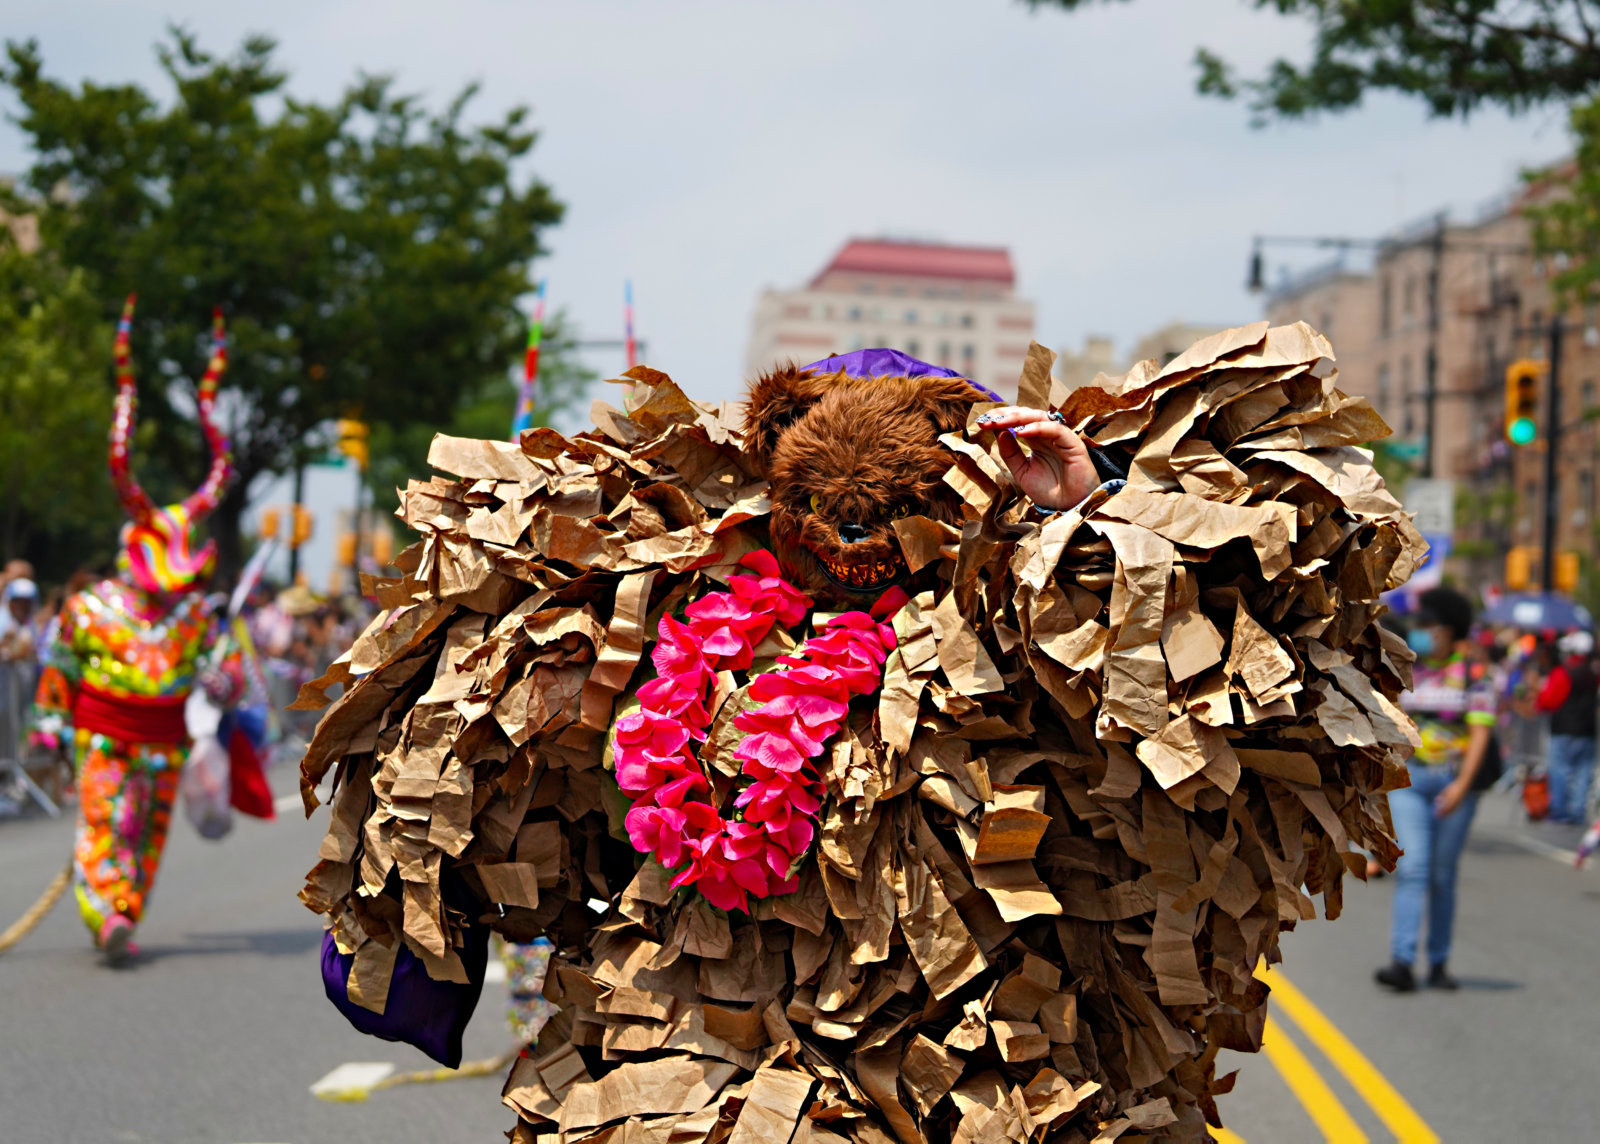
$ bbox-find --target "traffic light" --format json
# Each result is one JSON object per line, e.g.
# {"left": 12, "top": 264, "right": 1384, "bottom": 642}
{"left": 337, "top": 418, "right": 370, "bottom": 470}
{"left": 337, "top": 531, "right": 357, "bottom": 568}
{"left": 1505, "top": 547, "right": 1581, "bottom": 592}
{"left": 259, "top": 505, "right": 280, "bottom": 541}
{"left": 1504, "top": 359, "right": 1544, "bottom": 445}
{"left": 1507, "top": 546, "right": 1534, "bottom": 590}
{"left": 1557, "top": 551, "right": 1581, "bottom": 594}
{"left": 370, "top": 527, "right": 394, "bottom": 566}
{"left": 290, "top": 504, "right": 314, "bottom": 548}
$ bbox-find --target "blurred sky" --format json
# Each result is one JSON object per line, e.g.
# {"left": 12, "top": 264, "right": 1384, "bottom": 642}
{"left": 0, "top": 0, "right": 1574, "bottom": 409}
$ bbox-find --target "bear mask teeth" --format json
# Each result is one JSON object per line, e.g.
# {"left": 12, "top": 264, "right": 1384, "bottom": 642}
{"left": 817, "top": 553, "right": 905, "bottom": 591}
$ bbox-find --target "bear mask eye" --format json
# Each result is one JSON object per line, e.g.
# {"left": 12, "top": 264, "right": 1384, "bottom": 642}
{"left": 891, "top": 505, "right": 910, "bottom": 520}
{"left": 809, "top": 494, "right": 823, "bottom": 514}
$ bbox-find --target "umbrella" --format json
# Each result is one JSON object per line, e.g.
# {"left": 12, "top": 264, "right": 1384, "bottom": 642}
{"left": 1479, "top": 592, "right": 1594, "bottom": 631}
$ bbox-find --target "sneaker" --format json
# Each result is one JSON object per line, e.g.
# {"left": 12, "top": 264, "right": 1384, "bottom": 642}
{"left": 1374, "top": 960, "right": 1417, "bottom": 992}
{"left": 98, "top": 914, "right": 136, "bottom": 966}
{"left": 1427, "top": 963, "right": 1460, "bottom": 990}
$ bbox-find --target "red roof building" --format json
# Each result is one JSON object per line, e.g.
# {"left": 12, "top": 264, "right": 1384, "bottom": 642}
{"left": 810, "top": 240, "right": 1016, "bottom": 289}
{"left": 746, "top": 238, "right": 1035, "bottom": 399}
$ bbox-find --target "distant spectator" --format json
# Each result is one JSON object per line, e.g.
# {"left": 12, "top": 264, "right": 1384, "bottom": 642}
{"left": 0, "top": 558, "right": 35, "bottom": 599}
{"left": 1, "top": 576, "right": 41, "bottom": 767}
{"left": 1536, "top": 630, "right": 1598, "bottom": 824}
{"left": 1377, "top": 586, "right": 1492, "bottom": 993}
{"left": 0, "top": 577, "right": 39, "bottom": 663}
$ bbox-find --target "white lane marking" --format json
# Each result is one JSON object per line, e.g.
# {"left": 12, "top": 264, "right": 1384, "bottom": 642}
{"left": 484, "top": 959, "right": 508, "bottom": 984}
{"left": 273, "top": 793, "right": 302, "bottom": 814}
{"left": 1493, "top": 826, "right": 1584, "bottom": 868}
{"left": 311, "top": 1061, "right": 394, "bottom": 1101}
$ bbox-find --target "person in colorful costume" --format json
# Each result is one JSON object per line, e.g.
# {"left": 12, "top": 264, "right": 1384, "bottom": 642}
{"left": 32, "top": 297, "right": 245, "bottom": 963}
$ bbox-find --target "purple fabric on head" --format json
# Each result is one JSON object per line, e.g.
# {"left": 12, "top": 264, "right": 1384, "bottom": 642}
{"left": 320, "top": 925, "right": 488, "bottom": 1068}
{"left": 801, "top": 347, "right": 1003, "bottom": 402}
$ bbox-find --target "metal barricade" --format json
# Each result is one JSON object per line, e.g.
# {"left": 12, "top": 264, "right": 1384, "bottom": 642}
{"left": 0, "top": 659, "right": 61, "bottom": 817}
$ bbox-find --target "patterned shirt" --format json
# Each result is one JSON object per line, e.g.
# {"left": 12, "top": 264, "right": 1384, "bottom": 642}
{"left": 32, "top": 580, "right": 220, "bottom": 746}
{"left": 1400, "top": 652, "right": 1497, "bottom": 767}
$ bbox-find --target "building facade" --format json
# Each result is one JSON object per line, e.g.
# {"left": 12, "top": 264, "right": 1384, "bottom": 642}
{"left": 744, "top": 239, "right": 1036, "bottom": 401}
{"left": 1055, "top": 335, "right": 1117, "bottom": 391}
{"left": 1265, "top": 182, "right": 1600, "bottom": 595}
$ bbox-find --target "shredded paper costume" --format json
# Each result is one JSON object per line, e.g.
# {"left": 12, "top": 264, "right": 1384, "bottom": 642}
{"left": 300, "top": 324, "right": 1422, "bottom": 1141}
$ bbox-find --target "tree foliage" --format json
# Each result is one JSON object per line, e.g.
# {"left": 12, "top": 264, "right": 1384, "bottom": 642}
{"left": 367, "top": 319, "right": 594, "bottom": 515}
{"left": 1028, "top": 1, "right": 1600, "bottom": 119}
{"left": 1527, "top": 98, "right": 1600, "bottom": 299}
{"left": 1, "top": 30, "right": 573, "bottom": 577}
{"left": 0, "top": 230, "right": 122, "bottom": 582}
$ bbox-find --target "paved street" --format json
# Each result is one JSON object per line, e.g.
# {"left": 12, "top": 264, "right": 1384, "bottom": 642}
{"left": 0, "top": 771, "right": 516, "bottom": 1144}
{"left": 1217, "top": 793, "right": 1600, "bottom": 1142}
{"left": 4, "top": 774, "right": 1600, "bottom": 1143}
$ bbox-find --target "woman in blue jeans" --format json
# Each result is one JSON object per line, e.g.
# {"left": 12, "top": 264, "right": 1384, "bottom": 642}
{"left": 1377, "top": 586, "right": 1493, "bottom": 992}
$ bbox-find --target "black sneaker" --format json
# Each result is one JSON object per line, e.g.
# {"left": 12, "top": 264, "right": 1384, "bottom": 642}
{"left": 1375, "top": 960, "right": 1417, "bottom": 992}
{"left": 1427, "top": 963, "right": 1460, "bottom": 990}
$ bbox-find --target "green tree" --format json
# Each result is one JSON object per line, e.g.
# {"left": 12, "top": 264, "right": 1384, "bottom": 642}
{"left": 367, "top": 319, "right": 595, "bottom": 515}
{"left": 1526, "top": 97, "right": 1600, "bottom": 300}
{"left": 0, "top": 229, "right": 122, "bottom": 583}
{"left": 1028, "top": 1, "right": 1600, "bottom": 119}
{"left": 1, "top": 30, "right": 574, "bottom": 578}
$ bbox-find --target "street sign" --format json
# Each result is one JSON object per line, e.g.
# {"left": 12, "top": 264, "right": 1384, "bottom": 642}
{"left": 1403, "top": 478, "right": 1455, "bottom": 536}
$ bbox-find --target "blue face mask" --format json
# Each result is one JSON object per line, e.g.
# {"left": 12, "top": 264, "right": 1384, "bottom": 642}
{"left": 1406, "top": 627, "right": 1435, "bottom": 657}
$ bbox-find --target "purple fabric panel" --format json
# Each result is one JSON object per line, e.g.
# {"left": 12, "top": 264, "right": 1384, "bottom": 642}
{"left": 320, "top": 925, "right": 488, "bottom": 1068}
{"left": 801, "top": 347, "right": 1003, "bottom": 402}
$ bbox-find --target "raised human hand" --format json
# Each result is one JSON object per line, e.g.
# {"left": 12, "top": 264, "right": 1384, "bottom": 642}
{"left": 975, "top": 407, "right": 1101, "bottom": 511}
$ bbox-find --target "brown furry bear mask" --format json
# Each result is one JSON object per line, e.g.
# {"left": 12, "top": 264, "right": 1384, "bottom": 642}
{"left": 744, "top": 361, "right": 989, "bottom": 604}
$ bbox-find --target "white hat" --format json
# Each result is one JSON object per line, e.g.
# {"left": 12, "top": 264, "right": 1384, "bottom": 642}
{"left": 1559, "top": 630, "right": 1594, "bottom": 657}
{"left": 4, "top": 578, "right": 37, "bottom": 600}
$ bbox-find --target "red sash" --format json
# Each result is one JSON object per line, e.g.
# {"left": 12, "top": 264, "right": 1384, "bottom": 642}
{"left": 73, "top": 683, "right": 188, "bottom": 745}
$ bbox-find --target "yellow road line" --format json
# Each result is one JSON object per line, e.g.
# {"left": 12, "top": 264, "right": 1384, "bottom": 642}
{"left": 1209, "top": 1127, "right": 1246, "bottom": 1143}
{"left": 1260, "top": 966, "right": 1440, "bottom": 1144}
{"left": 1261, "top": 1015, "right": 1369, "bottom": 1142}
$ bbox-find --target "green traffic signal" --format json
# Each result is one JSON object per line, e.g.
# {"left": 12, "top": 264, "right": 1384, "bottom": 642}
{"left": 1509, "top": 416, "right": 1537, "bottom": 445}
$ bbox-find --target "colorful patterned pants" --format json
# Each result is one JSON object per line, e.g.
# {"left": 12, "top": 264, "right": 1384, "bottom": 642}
{"left": 72, "top": 732, "right": 184, "bottom": 935}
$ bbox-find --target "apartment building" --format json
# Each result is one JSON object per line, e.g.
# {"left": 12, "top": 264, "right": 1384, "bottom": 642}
{"left": 744, "top": 239, "right": 1036, "bottom": 401}
{"left": 1264, "top": 180, "right": 1600, "bottom": 589}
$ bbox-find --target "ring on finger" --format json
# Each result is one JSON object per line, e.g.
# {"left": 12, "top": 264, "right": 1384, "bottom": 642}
{"left": 1047, "top": 411, "right": 1066, "bottom": 424}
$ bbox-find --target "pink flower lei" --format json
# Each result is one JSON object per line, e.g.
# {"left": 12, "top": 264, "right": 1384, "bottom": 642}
{"left": 612, "top": 550, "right": 903, "bottom": 912}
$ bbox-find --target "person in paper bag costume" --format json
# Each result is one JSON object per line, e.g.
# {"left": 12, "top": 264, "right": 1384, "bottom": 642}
{"left": 300, "top": 329, "right": 1420, "bottom": 1141}
{"left": 32, "top": 298, "right": 273, "bottom": 963}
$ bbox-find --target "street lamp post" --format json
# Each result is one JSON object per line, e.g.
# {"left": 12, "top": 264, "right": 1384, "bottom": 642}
{"left": 1421, "top": 218, "right": 1445, "bottom": 479}
{"left": 1541, "top": 314, "right": 1565, "bottom": 593}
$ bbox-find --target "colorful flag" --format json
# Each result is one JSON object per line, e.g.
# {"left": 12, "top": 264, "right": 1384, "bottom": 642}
{"left": 624, "top": 280, "right": 636, "bottom": 371}
{"left": 512, "top": 280, "right": 547, "bottom": 439}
